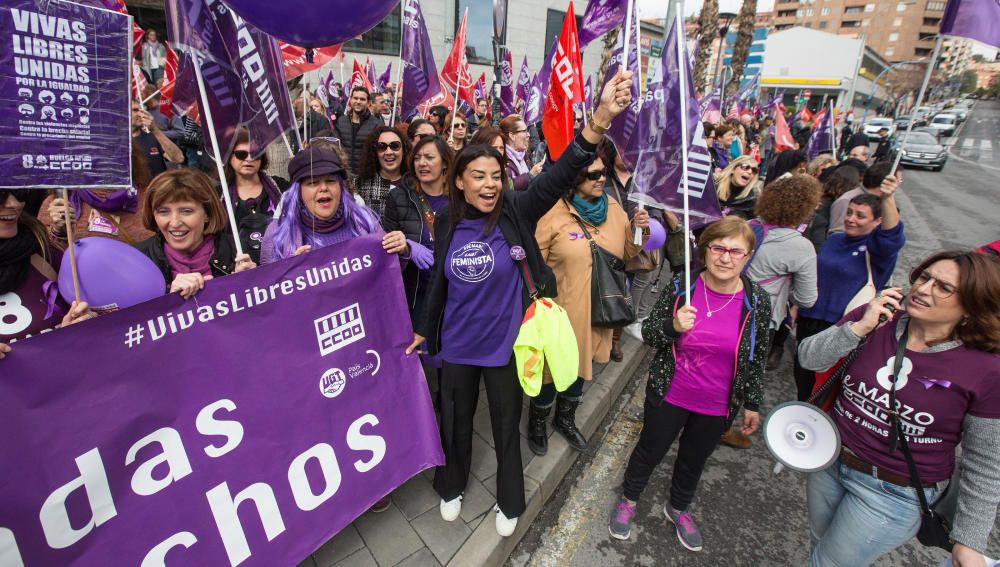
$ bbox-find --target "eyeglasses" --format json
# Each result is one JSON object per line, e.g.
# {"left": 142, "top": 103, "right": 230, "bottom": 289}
{"left": 232, "top": 150, "right": 259, "bottom": 161}
{"left": 453, "top": 123, "right": 467, "bottom": 129}
{"left": 0, "top": 189, "right": 30, "bottom": 203}
{"left": 707, "top": 244, "right": 749, "bottom": 260}
{"left": 912, "top": 270, "right": 958, "bottom": 299}
{"left": 584, "top": 170, "right": 606, "bottom": 181}
{"left": 376, "top": 141, "right": 402, "bottom": 152}
{"left": 736, "top": 163, "right": 759, "bottom": 174}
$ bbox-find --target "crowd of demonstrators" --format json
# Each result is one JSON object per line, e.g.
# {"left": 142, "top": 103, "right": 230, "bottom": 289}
{"left": 533, "top": 143, "right": 650, "bottom": 455}
{"left": 404, "top": 70, "right": 634, "bottom": 537}
{"left": 794, "top": 183, "right": 904, "bottom": 401}
{"left": 355, "top": 125, "right": 412, "bottom": 216}
{"left": 798, "top": 250, "right": 1000, "bottom": 566}
{"left": 223, "top": 130, "right": 290, "bottom": 263}
{"left": 609, "top": 216, "right": 769, "bottom": 549}
{"left": 334, "top": 86, "right": 384, "bottom": 174}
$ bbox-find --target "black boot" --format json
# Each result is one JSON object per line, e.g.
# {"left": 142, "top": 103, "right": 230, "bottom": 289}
{"left": 527, "top": 402, "right": 550, "bottom": 456}
{"left": 554, "top": 397, "right": 587, "bottom": 451}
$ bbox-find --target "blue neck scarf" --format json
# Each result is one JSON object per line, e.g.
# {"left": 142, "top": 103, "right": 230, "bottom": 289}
{"left": 571, "top": 192, "right": 608, "bottom": 226}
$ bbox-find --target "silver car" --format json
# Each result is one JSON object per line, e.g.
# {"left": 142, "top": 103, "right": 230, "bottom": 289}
{"left": 899, "top": 131, "right": 947, "bottom": 171}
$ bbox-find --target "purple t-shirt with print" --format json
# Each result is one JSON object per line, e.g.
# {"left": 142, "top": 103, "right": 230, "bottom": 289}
{"left": 441, "top": 217, "right": 522, "bottom": 367}
{"left": 833, "top": 309, "right": 1000, "bottom": 482}
{"left": 665, "top": 278, "right": 744, "bottom": 416}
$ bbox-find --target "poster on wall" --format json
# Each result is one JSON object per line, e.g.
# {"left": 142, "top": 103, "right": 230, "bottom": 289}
{"left": 0, "top": 0, "right": 132, "bottom": 189}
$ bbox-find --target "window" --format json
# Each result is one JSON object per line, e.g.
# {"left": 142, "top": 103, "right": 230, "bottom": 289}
{"left": 919, "top": 31, "right": 936, "bottom": 40}
{"left": 343, "top": 5, "right": 401, "bottom": 55}
{"left": 864, "top": 3, "right": 875, "bottom": 11}
{"left": 889, "top": 32, "right": 899, "bottom": 41}
{"left": 924, "top": 17, "right": 941, "bottom": 25}
{"left": 845, "top": 6, "right": 862, "bottom": 13}
{"left": 893, "top": 16, "right": 903, "bottom": 25}
{"left": 896, "top": 2, "right": 907, "bottom": 11}
{"left": 804, "top": 21, "right": 812, "bottom": 27}
{"left": 778, "top": 9, "right": 797, "bottom": 16}
{"left": 796, "top": 9, "right": 803, "bottom": 16}
{"left": 821, "top": 7, "right": 830, "bottom": 15}
{"left": 886, "top": 47, "right": 895, "bottom": 56}
{"left": 819, "top": 20, "right": 828, "bottom": 28}
{"left": 915, "top": 47, "right": 932, "bottom": 56}
{"left": 926, "top": 1, "right": 946, "bottom": 9}
{"left": 806, "top": 8, "right": 814, "bottom": 15}
{"left": 862, "top": 19, "right": 870, "bottom": 26}
{"left": 841, "top": 19, "right": 862, "bottom": 27}
{"left": 459, "top": 0, "right": 497, "bottom": 63}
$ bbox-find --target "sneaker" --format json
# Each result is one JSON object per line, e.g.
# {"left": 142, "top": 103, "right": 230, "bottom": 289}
{"left": 608, "top": 496, "right": 637, "bottom": 540}
{"left": 623, "top": 320, "right": 644, "bottom": 341}
{"left": 664, "top": 504, "right": 703, "bottom": 551}
{"left": 439, "top": 495, "right": 462, "bottom": 522}
{"left": 495, "top": 505, "right": 518, "bottom": 537}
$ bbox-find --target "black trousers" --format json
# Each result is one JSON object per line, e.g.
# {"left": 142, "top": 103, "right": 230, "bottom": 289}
{"left": 621, "top": 398, "right": 727, "bottom": 511}
{"left": 792, "top": 316, "right": 835, "bottom": 401}
{"left": 433, "top": 356, "right": 525, "bottom": 518}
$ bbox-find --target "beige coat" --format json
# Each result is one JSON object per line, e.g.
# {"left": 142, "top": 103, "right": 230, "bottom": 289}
{"left": 536, "top": 197, "right": 644, "bottom": 380}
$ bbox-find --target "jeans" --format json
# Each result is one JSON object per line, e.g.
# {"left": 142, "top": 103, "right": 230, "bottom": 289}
{"left": 630, "top": 262, "right": 669, "bottom": 320}
{"left": 808, "top": 462, "right": 942, "bottom": 566}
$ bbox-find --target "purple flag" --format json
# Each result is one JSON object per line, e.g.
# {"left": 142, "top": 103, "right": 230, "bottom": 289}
{"left": 734, "top": 71, "right": 760, "bottom": 105}
{"left": 807, "top": 106, "right": 834, "bottom": 160}
{"left": 0, "top": 235, "right": 444, "bottom": 566}
{"left": 579, "top": 0, "right": 628, "bottom": 48}
{"left": 376, "top": 62, "right": 392, "bottom": 92}
{"left": 523, "top": 39, "right": 558, "bottom": 125}
{"left": 600, "top": 4, "right": 642, "bottom": 167}
{"left": 165, "top": 0, "right": 296, "bottom": 159}
{"left": 365, "top": 59, "right": 377, "bottom": 91}
{"left": 584, "top": 75, "right": 594, "bottom": 108}
{"left": 400, "top": 0, "right": 441, "bottom": 120}
{"left": 631, "top": 18, "right": 722, "bottom": 226}
{"left": 699, "top": 87, "right": 722, "bottom": 123}
{"left": 941, "top": 0, "right": 1000, "bottom": 49}
{"left": 500, "top": 48, "right": 515, "bottom": 117}
{"left": 1, "top": 0, "right": 132, "bottom": 189}
{"left": 515, "top": 56, "right": 531, "bottom": 112}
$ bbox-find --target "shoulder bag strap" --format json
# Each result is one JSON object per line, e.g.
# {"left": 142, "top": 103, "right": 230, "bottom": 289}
{"left": 516, "top": 258, "right": 538, "bottom": 300}
{"left": 887, "top": 324, "right": 933, "bottom": 514}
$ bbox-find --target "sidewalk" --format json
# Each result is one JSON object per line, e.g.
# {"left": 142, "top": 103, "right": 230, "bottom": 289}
{"left": 296, "top": 335, "right": 649, "bottom": 567}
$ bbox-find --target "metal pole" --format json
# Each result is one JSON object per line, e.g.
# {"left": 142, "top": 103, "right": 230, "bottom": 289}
{"left": 676, "top": 11, "right": 692, "bottom": 301}
{"left": 844, "top": 31, "right": 866, "bottom": 118}
{"left": 390, "top": 1, "right": 406, "bottom": 127}
{"left": 890, "top": 35, "right": 942, "bottom": 174}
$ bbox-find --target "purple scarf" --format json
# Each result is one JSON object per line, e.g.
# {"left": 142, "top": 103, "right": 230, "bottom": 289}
{"left": 230, "top": 173, "right": 283, "bottom": 213}
{"left": 69, "top": 188, "right": 139, "bottom": 220}
{"left": 163, "top": 237, "right": 215, "bottom": 280}
{"left": 506, "top": 145, "right": 529, "bottom": 176}
{"left": 298, "top": 198, "right": 346, "bottom": 234}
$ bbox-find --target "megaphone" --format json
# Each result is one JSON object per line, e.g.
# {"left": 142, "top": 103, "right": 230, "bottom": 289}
{"left": 763, "top": 402, "right": 841, "bottom": 474}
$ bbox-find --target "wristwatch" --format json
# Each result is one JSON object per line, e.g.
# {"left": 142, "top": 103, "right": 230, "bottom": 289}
{"left": 589, "top": 112, "right": 610, "bottom": 135}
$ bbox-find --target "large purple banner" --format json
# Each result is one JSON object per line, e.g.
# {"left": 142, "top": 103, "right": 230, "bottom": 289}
{"left": 0, "top": 235, "right": 444, "bottom": 566}
{"left": 0, "top": 0, "right": 131, "bottom": 189}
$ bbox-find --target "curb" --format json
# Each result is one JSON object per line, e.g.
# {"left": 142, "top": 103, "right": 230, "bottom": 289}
{"left": 446, "top": 335, "right": 650, "bottom": 567}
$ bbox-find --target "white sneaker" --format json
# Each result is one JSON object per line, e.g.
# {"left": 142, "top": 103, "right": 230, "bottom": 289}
{"left": 440, "top": 495, "right": 462, "bottom": 522}
{"left": 623, "top": 320, "right": 644, "bottom": 341}
{"left": 495, "top": 505, "right": 518, "bottom": 537}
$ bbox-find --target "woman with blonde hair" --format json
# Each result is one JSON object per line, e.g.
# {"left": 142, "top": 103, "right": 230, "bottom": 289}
{"left": 714, "top": 155, "right": 760, "bottom": 220}
{"left": 807, "top": 154, "right": 837, "bottom": 178}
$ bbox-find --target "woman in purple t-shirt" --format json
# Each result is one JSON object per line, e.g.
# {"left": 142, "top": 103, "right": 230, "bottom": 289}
{"left": 608, "top": 216, "right": 771, "bottom": 550}
{"left": 798, "top": 250, "right": 1000, "bottom": 566}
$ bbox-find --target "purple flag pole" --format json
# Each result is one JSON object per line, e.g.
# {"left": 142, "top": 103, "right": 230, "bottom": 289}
{"left": 674, "top": 10, "right": 692, "bottom": 298}
{"left": 193, "top": 60, "right": 244, "bottom": 257}
{"left": 890, "top": 35, "right": 941, "bottom": 176}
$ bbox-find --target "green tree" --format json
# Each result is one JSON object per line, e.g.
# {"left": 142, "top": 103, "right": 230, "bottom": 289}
{"left": 693, "top": 0, "right": 719, "bottom": 94}
{"left": 726, "top": 0, "right": 758, "bottom": 97}
{"left": 959, "top": 69, "right": 979, "bottom": 93}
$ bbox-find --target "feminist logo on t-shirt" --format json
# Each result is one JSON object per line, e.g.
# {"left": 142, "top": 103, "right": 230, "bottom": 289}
{"left": 450, "top": 241, "right": 495, "bottom": 283}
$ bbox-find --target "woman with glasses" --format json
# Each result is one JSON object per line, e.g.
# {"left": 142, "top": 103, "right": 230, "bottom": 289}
{"left": 715, "top": 155, "right": 760, "bottom": 220}
{"left": 356, "top": 125, "right": 412, "bottom": 216}
{"left": 532, "top": 141, "right": 650, "bottom": 456}
{"left": 794, "top": 187, "right": 904, "bottom": 401}
{"left": 500, "top": 115, "right": 543, "bottom": 191}
{"left": 444, "top": 112, "right": 468, "bottom": 153}
{"left": 0, "top": 188, "right": 96, "bottom": 355}
{"left": 608, "top": 216, "right": 770, "bottom": 549}
{"left": 797, "top": 250, "right": 1000, "bottom": 567}
{"left": 407, "top": 119, "right": 438, "bottom": 147}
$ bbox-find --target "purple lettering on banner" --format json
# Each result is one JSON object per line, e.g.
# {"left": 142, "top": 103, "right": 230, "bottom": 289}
{"left": 0, "top": 235, "right": 444, "bottom": 566}
{"left": 0, "top": 0, "right": 131, "bottom": 189}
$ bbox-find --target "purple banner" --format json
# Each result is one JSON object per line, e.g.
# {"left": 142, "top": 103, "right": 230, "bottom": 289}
{"left": 578, "top": 0, "right": 627, "bottom": 48}
{"left": 515, "top": 56, "right": 531, "bottom": 112}
{"left": 0, "top": 235, "right": 444, "bottom": 566}
{"left": 941, "top": 0, "right": 1000, "bottom": 50}
{"left": 165, "top": 0, "right": 296, "bottom": 159}
{"left": 0, "top": 0, "right": 131, "bottom": 189}
{"left": 631, "top": 18, "right": 722, "bottom": 225}
{"left": 807, "top": 106, "right": 834, "bottom": 160}
{"left": 499, "top": 48, "right": 515, "bottom": 117}
{"left": 599, "top": 3, "right": 641, "bottom": 167}
{"left": 400, "top": 0, "right": 441, "bottom": 120}
{"left": 523, "top": 39, "right": 557, "bottom": 125}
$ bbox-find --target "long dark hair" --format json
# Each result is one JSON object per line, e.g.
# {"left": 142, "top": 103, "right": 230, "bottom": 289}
{"left": 405, "top": 136, "right": 453, "bottom": 195}
{"left": 764, "top": 149, "right": 807, "bottom": 185}
{"left": 447, "top": 145, "right": 508, "bottom": 234}
{"left": 357, "top": 125, "right": 411, "bottom": 183}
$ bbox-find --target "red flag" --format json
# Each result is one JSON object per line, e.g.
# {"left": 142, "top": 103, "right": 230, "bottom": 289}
{"left": 798, "top": 107, "right": 813, "bottom": 123}
{"left": 418, "top": 75, "right": 456, "bottom": 117}
{"left": 811, "top": 107, "right": 827, "bottom": 130}
{"left": 542, "top": 2, "right": 584, "bottom": 160}
{"left": 158, "top": 42, "right": 180, "bottom": 116}
{"left": 279, "top": 43, "right": 342, "bottom": 80}
{"left": 774, "top": 111, "right": 797, "bottom": 152}
{"left": 131, "top": 60, "right": 148, "bottom": 100}
{"left": 441, "top": 9, "right": 476, "bottom": 108}
{"left": 351, "top": 59, "right": 373, "bottom": 91}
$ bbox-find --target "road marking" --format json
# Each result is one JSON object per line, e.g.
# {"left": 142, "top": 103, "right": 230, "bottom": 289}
{"left": 982, "top": 139, "right": 993, "bottom": 151}
{"left": 948, "top": 150, "right": 1000, "bottom": 172}
{"left": 962, "top": 138, "right": 974, "bottom": 149}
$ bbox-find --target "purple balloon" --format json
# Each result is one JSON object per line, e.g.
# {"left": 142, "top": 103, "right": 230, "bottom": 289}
{"left": 643, "top": 218, "right": 667, "bottom": 251}
{"left": 223, "top": 0, "right": 398, "bottom": 48}
{"left": 59, "top": 237, "right": 166, "bottom": 311}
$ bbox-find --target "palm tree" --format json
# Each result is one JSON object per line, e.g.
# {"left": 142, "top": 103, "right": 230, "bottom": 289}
{"left": 597, "top": 28, "right": 619, "bottom": 91}
{"left": 726, "top": 0, "right": 758, "bottom": 98}
{"left": 693, "top": 0, "right": 719, "bottom": 94}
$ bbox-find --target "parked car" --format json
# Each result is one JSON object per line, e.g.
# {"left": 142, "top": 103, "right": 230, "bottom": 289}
{"left": 894, "top": 114, "right": 926, "bottom": 129}
{"left": 928, "top": 113, "right": 958, "bottom": 137}
{"left": 899, "top": 131, "right": 948, "bottom": 171}
{"left": 952, "top": 107, "right": 969, "bottom": 122}
{"left": 913, "top": 126, "right": 943, "bottom": 140}
{"left": 913, "top": 106, "right": 933, "bottom": 121}
{"left": 863, "top": 117, "right": 895, "bottom": 141}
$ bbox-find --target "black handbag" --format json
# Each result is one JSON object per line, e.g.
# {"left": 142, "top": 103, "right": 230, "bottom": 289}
{"left": 575, "top": 219, "right": 635, "bottom": 327}
{"left": 887, "top": 324, "right": 954, "bottom": 551}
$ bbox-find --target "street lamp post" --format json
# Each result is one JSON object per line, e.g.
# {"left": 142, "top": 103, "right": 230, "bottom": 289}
{"left": 861, "top": 58, "right": 927, "bottom": 125}
{"left": 713, "top": 12, "right": 736, "bottom": 114}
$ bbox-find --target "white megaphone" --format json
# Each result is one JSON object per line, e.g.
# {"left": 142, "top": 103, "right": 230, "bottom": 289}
{"left": 763, "top": 402, "right": 841, "bottom": 474}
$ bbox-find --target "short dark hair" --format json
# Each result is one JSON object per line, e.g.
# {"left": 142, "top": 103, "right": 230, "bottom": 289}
{"left": 350, "top": 86, "right": 370, "bottom": 100}
{"left": 862, "top": 161, "right": 893, "bottom": 189}
{"left": 224, "top": 128, "right": 269, "bottom": 185}
{"left": 849, "top": 192, "right": 883, "bottom": 219}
